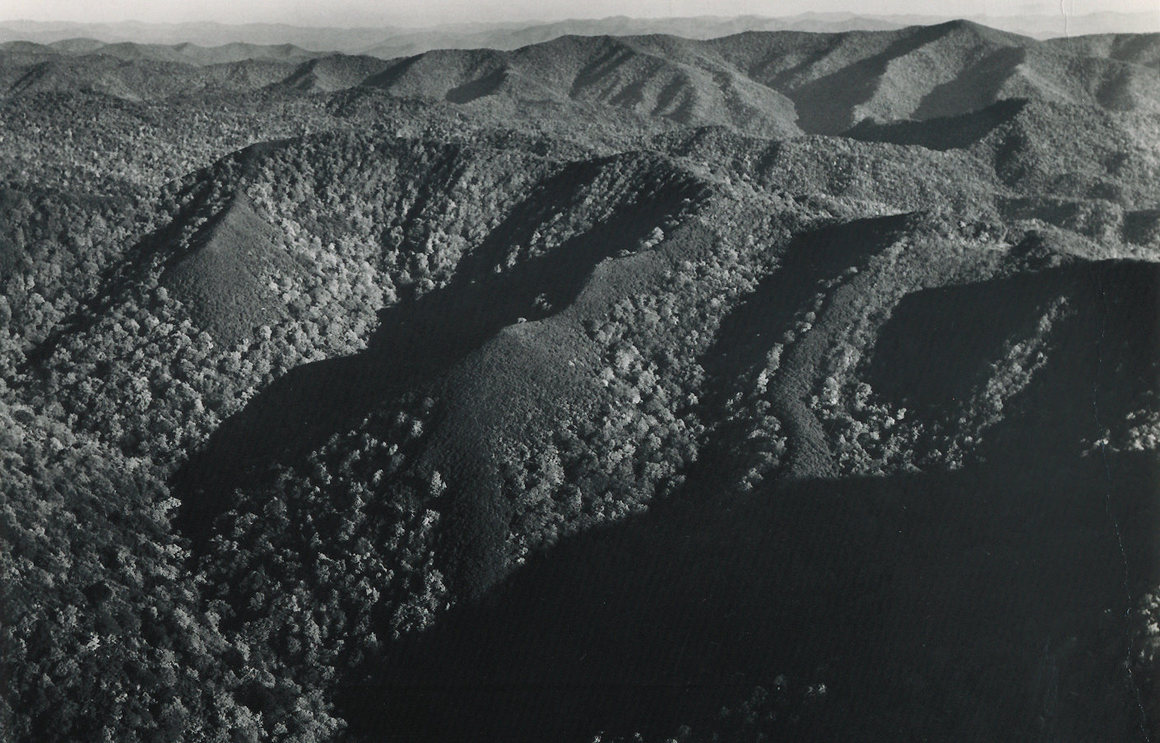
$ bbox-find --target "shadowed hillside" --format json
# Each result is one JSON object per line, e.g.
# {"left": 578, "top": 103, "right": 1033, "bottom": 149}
{"left": 338, "top": 257, "right": 1160, "bottom": 743}
{"left": 1045, "top": 33, "right": 1160, "bottom": 69}
{"left": 844, "top": 97, "right": 1026, "bottom": 150}
{"left": 277, "top": 55, "right": 391, "bottom": 92}
{"left": 173, "top": 149, "right": 713, "bottom": 579}
{"left": 344, "top": 450, "right": 1158, "bottom": 742}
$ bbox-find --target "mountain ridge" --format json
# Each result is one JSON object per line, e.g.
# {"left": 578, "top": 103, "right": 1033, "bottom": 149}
{"left": 3, "top": 11, "right": 1159, "bottom": 51}
{"left": 4, "top": 23, "right": 1159, "bottom": 140}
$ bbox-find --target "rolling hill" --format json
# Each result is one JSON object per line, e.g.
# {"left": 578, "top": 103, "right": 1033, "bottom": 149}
{"left": 0, "top": 38, "right": 322, "bottom": 65}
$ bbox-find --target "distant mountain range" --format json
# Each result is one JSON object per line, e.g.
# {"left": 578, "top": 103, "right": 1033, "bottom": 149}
{"left": 5, "top": 19, "right": 1159, "bottom": 142}
{"left": 1, "top": 11, "right": 1159, "bottom": 57}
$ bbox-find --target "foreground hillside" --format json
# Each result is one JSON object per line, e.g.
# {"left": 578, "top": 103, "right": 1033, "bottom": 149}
{"left": 1, "top": 21, "right": 1157, "bottom": 743}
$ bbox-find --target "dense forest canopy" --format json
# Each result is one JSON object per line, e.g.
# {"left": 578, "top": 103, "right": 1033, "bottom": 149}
{"left": 1, "top": 19, "right": 1158, "bottom": 742}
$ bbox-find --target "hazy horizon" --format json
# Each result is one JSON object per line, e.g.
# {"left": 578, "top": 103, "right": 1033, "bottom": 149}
{"left": 2, "top": 0, "right": 1158, "bottom": 29}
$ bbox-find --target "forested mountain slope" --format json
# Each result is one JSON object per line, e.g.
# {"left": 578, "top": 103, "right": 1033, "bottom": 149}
{"left": 0, "top": 21, "right": 1157, "bottom": 743}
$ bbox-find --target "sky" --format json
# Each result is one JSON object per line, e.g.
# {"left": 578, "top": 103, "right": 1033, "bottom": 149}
{"left": 1, "top": 0, "right": 1157, "bottom": 27}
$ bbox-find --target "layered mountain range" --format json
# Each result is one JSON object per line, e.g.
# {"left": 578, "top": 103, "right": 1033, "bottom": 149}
{"left": 3, "top": 11, "right": 1160, "bottom": 52}
{"left": 1, "top": 20, "right": 1157, "bottom": 743}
